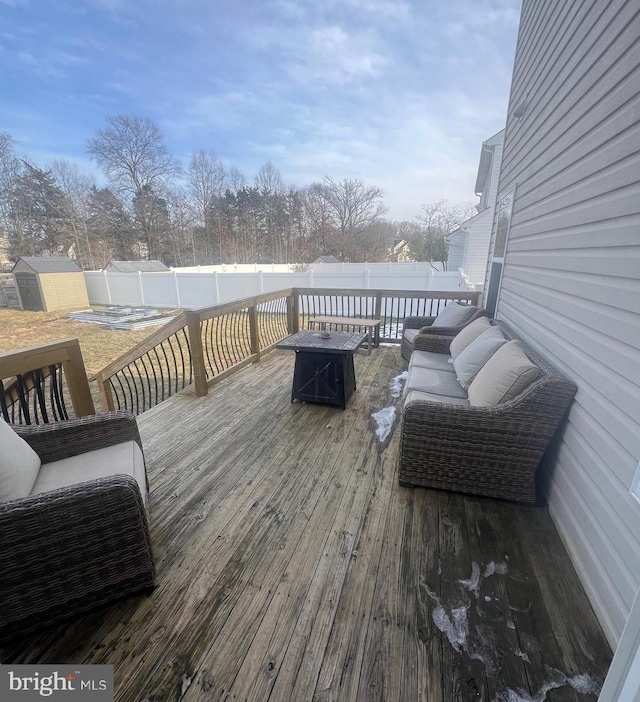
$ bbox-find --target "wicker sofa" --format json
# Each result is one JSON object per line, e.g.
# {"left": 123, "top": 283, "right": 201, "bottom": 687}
{"left": 398, "top": 321, "right": 577, "bottom": 503}
{"left": 0, "top": 411, "right": 155, "bottom": 642}
{"left": 401, "top": 303, "right": 488, "bottom": 361}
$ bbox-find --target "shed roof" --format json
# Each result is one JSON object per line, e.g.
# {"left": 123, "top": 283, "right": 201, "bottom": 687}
{"left": 12, "top": 257, "right": 83, "bottom": 274}
{"left": 105, "top": 260, "right": 170, "bottom": 272}
{"left": 313, "top": 255, "right": 341, "bottom": 264}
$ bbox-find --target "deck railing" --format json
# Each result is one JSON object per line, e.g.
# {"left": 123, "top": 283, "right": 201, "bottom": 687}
{"left": 0, "top": 287, "right": 483, "bottom": 421}
{"left": 91, "top": 290, "right": 294, "bottom": 413}
{"left": 294, "top": 287, "right": 482, "bottom": 342}
{"left": 0, "top": 339, "right": 95, "bottom": 424}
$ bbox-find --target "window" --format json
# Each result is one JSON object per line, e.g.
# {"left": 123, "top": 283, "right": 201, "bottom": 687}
{"left": 485, "top": 186, "right": 516, "bottom": 316}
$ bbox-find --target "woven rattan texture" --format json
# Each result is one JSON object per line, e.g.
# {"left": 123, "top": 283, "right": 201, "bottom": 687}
{"left": 0, "top": 411, "right": 155, "bottom": 642}
{"left": 399, "top": 321, "right": 577, "bottom": 504}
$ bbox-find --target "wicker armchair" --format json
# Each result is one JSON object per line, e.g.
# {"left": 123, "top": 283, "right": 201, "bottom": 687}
{"left": 400, "top": 306, "right": 488, "bottom": 361}
{"left": 0, "top": 411, "right": 155, "bottom": 642}
{"left": 399, "top": 324, "right": 577, "bottom": 504}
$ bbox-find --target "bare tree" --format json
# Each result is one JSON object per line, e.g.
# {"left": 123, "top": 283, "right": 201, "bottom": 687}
{"left": 255, "top": 161, "right": 284, "bottom": 195}
{"left": 413, "top": 200, "right": 476, "bottom": 268}
{"left": 86, "top": 115, "right": 182, "bottom": 198}
{"left": 226, "top": 165, "right": 246, "bottom": 192}
{"left": 87, "top": 115, "right": 182, "bottom": 259}
{"left": 315, "top": 177, "right": 388, "bottom": 261}
{"left": 50, "top": 160, "right": 96, "bottom": 268}
{"left": 0, "top": 134, "right": 20, "bottom": 254}
{"left": 188, "top": 149, "right": 226, "bottom": 226}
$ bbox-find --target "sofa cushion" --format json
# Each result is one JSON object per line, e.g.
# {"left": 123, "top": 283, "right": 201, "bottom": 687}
{"left": 431, "top": 302, "right": 477, "bottom": 328}
{"left": 31, "top": 440, "right": 147, "bottom": 506}
{"left": 404, "top": 366, "right": 468, "bottom": 399}
{"left": 468, "top": 340, "right": 540, "bottom": 407}
{"left": 449, "top": 316, "right": 492, "bottom": 359}
{"left": 0, "top": 420, "right": 41, "bottom": 504}
{"left": 452, "top": 326, "right": 507, "bottom": 388}
{"left": 404, "top": 389, "right": 470, "bottom": 408}
{"left": 409, "top": 350, "right": 455, "bottom": 372}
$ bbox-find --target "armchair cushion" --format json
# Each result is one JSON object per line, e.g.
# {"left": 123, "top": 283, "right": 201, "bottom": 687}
{"left": 0, "top": 419, "right": 41, "bottom": 504}
{"left": 31, "top": 440, "right": 147, "bottom": 506}
{"left": 468, "top": 340, "right": 540, "bottom": 407}
{"left": 452, "top": 326, "right": 507, "bottom": 388}
{"left": 431, "top": 302, "right": 478, "bottom": 328}
{"left": 449, "top": 316, "right": 492, "bottom": 359}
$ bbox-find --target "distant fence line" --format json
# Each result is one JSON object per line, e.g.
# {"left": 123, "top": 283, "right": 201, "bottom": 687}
{"left": 84, "top": 263, "right": 473, "bottom": 309}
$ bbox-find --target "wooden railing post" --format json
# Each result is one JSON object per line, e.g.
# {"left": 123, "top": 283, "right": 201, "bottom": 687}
{"left": 97, "top": 377, "right": 115, "bottom": 412}
{"left": 186, "top": 311, "right": 208, "bottom": 397}
{"left": 373, "top": 291, "right": 383, "bottom": 346}
{"left": 289, "top": 289, "right": 300, "bottom": 333}
{"left": 60, "top": 340, "right": 95, "bottom": 417}
{"left": 249, "top": 303, "right": 260, "bottom": 361}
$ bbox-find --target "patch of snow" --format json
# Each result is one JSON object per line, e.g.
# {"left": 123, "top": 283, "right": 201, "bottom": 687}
{"left": 568, "top": 673, "right": 600, "bottom": 694}
{"left": 432, "top": 604, "right": 468, "bottom": 653}
{"left": 181, "top": 675, "right": 193, "bottom": 695}
{"left": 371, "top": 405, "right": 396, "bottom": 442}
{"left": 459, "top": 561, "right": 482, "bottom": 598}
{"left": 484, "top": 561, "right": 508, "bottom": 577}
{"left": 390, "top": 371, "right": 408, "bottom": 398}
{"left": 514, "top": 649, "right": 530, "bottom": 663}
{"left": 485, "top": 596, "right": 492, "bottom": 602}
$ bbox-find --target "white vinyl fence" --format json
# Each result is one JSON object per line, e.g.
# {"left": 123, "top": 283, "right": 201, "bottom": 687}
{"left": 84, "top": 263, "right": 473, "bottom": 310}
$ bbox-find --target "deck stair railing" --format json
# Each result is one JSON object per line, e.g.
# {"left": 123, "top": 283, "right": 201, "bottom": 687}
{"left": 91, "top": 290, "right": 294, "bottom": 413}
{"left": 0, "top": 339, "right": 95, "bottom": 425}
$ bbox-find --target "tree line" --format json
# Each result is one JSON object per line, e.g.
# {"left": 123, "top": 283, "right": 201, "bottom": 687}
{"left": 0, "top": 117, "right": 474, "bottom": 269}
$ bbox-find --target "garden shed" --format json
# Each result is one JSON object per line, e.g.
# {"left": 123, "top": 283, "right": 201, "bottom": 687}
{"left": 12, "top": 256, "right": 89, "bottom": 312}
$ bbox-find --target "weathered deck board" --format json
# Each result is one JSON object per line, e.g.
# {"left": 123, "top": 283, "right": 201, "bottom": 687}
{"left": 0, "top": 346, "right": 611, "bottom": 701}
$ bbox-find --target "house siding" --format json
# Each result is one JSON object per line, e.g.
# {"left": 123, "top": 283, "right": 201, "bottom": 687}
{"left": 494, "top": 0, "right": 640, "bottom": 647}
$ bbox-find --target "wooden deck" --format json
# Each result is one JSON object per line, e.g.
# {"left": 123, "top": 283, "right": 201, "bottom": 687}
{"left": 1, "top": 346, "right": 611, "bottom": 701}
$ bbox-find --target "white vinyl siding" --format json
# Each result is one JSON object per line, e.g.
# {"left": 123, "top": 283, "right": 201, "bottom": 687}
{"left": 494, "top": 0, "right": 640, "bottom": 647}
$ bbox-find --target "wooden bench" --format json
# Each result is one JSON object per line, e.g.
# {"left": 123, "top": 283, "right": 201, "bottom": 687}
{"left": 308, "top": 316, "right": 381, "bottom": 355}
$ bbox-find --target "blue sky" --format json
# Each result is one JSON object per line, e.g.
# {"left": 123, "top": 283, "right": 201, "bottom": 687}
{"left": 0, "top": 0, "right": 521, "bottom": 220}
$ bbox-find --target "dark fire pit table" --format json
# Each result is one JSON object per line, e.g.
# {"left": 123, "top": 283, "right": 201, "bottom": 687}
{"left": 276, "top": 330, "right": 367, "bottom": 409}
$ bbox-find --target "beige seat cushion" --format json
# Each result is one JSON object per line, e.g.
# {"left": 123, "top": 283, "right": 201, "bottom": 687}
{"left": 431, "top": 302, "right": 477, "bottom": 328}
{"left": 0, "top": 420, "right": 41, "bottom": 504}
{"left": 403, "top": 328, "right": 420, "bottom": 347}
{"left": 452, "top": 326, "right": 507, "bottom": 388}
{"left": 468, "top": 341, "right": 540, "bottom": 407}
{"left": 404, "top": 366, "right": 468, "bottom": 399}
{"left": 450, "top": 317, "right": 492, "bottom": 359}
{"left": 409, "top": 350, "right": 455, "bottom": 372}
{"left": 31, "top": 440, "right": 147, "bottom": 506}
{"left": 404, "top": 389, "right": 470, "bottom": 408}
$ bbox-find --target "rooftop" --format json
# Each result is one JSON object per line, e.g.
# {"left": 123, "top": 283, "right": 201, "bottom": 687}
{"left": 0, "top": 345, "right": 610, "bottom": 700}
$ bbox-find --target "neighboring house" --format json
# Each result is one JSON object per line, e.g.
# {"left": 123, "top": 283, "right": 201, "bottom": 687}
{"left": 312, "top": 255, "right": 341, "bottom": 264}
{"left": 390, "top": 239, "right": 413, "bottom": 262}
{"left": 486, "top": 0, "right": 640, "bottom": 696}
{"left": 446, "top": 129, "right": 504, "bottom": 286}
{"left": 104, "top": 260, "right": 170, "bottom": 273}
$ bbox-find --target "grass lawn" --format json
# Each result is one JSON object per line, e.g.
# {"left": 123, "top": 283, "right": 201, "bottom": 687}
{"left": 0, "top": 308, "right": 158, "bottom": 376}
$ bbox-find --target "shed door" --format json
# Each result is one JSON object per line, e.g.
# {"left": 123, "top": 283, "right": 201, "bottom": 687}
{"left": 14, "top": 273, "right": 45, "bottom": 311}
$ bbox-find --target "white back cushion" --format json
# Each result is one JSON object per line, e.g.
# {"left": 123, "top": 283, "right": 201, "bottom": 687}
{"left": 468, "top": 341, "right": 540, "bottom": 407}
{"left": 449, "top": 317, "right": 492, "bottom": 360}
{"left": 431, "top": 302, "right": 477, "bottom": 328}
{"left": 452, "top": 327, "right": 507, "bottom": 388}
{"left": 0, "top": 419, "right": 41, "bottom": 503}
